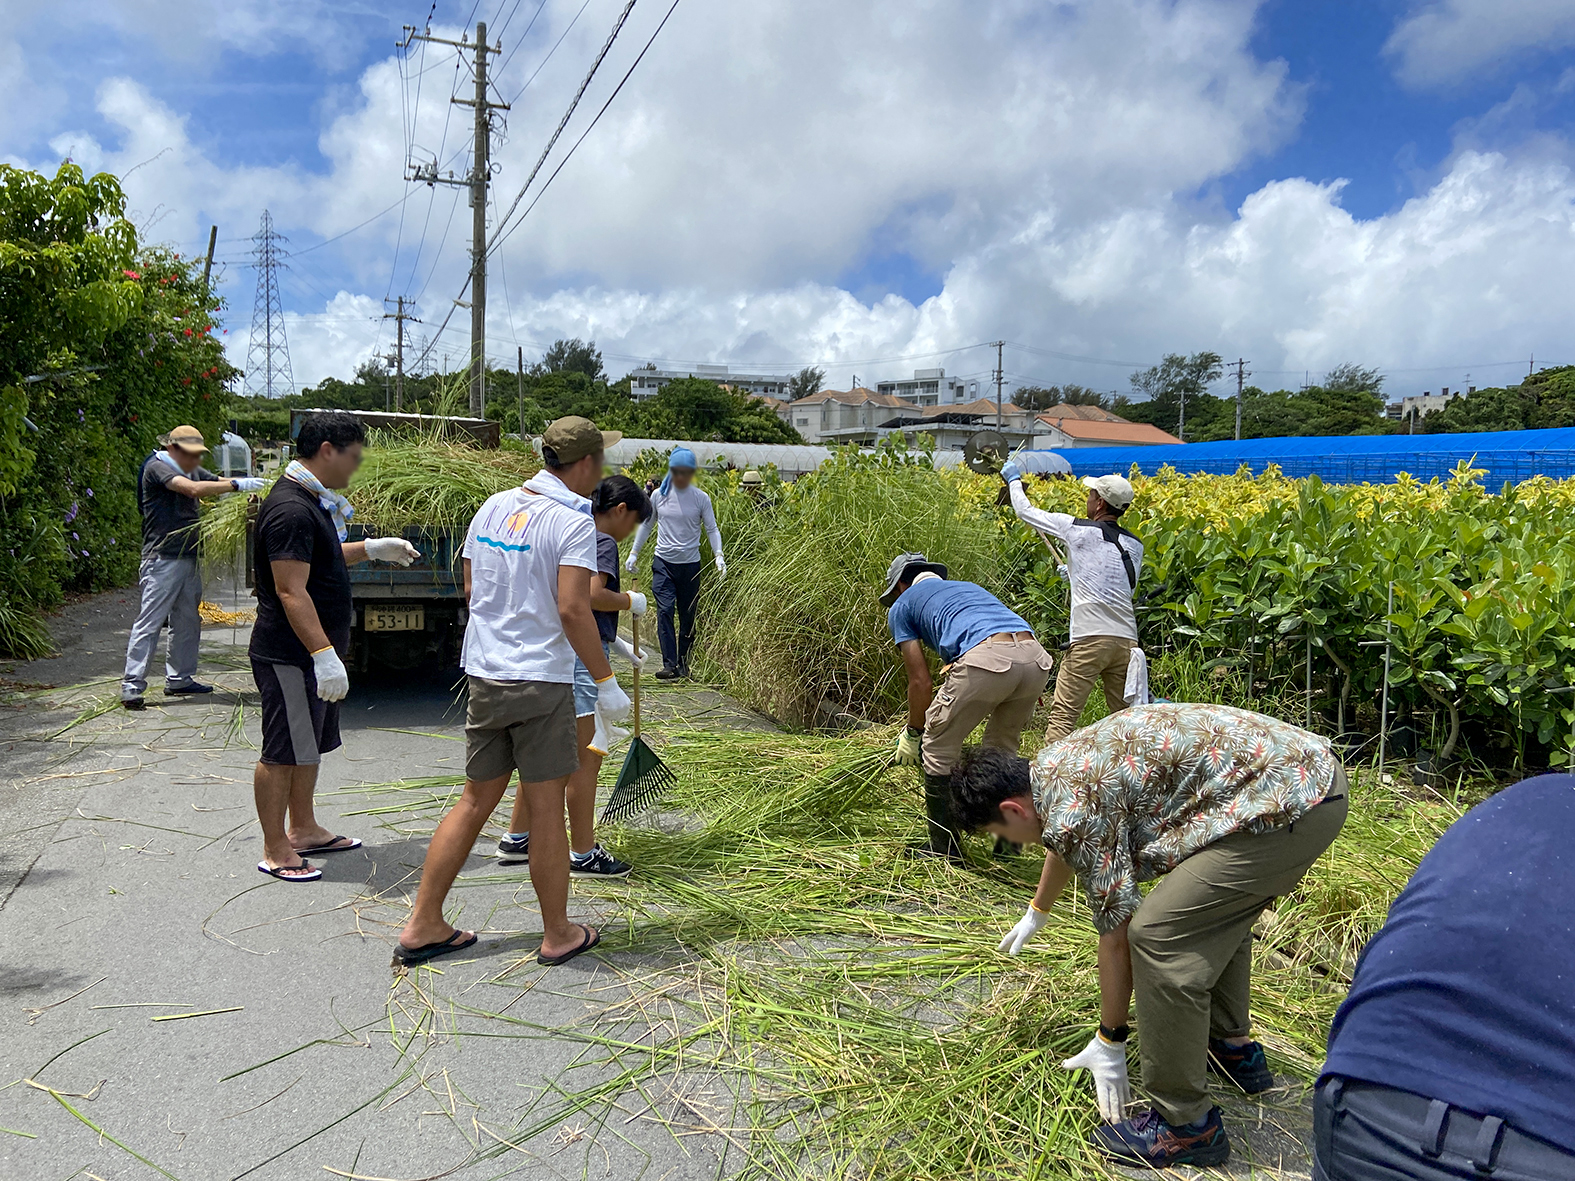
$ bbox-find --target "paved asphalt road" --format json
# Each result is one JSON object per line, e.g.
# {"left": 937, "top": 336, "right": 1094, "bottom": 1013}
{"left": 0, "top": 582, "right": 747, "bottom": 1181}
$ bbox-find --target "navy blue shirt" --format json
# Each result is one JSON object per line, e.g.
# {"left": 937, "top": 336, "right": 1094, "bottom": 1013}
{"left": 1322, "top": 774, "right": 1575, "bottom": 1153}
{"left": 886, "top": 578, "right": 1031, "bottom": 664}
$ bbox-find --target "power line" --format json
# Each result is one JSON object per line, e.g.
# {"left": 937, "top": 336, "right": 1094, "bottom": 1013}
{"left": 493, "top": 0, "right": 553, "bottom": 79}
{"left": 504, "top": 0, "right": 594, "bottom": 106}
{"left": 489, "top": 0, "right": 680, "bottom": 257}
{"left": 490, "top": 0, "right": 640, "bottom": 247}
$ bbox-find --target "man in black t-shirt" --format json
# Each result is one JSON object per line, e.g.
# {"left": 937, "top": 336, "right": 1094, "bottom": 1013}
{"left": 120, "top": 425, "right": 264, "bottom": 709}
{"left": 249, "top": 412, "right": 419, "bottom": 883}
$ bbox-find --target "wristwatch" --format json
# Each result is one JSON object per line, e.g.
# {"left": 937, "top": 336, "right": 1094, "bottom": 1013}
{"left": 229, "top": 478, "right": 240, "bottom": 491}
{"left": 1099, "top": 1023, "right": 1131, "bottom": 1044}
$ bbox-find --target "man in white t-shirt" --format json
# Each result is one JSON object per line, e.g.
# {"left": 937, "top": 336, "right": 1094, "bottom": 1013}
{"left": 396, "top": 417, "right": 631, "bottom": 968}
{"left": 1001, "top": 469, "right": 1144, "bottom": 743}
{"left": 625, "top": 446, "right": 725, "bottom": 679}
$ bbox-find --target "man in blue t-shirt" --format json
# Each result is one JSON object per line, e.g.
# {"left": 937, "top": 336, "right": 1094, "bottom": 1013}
{"left": 1315, "top": 773, "right": 1575, "bottom": 1180}
{"left": 881, "top": 552, "right": 1052, "bottom": 858}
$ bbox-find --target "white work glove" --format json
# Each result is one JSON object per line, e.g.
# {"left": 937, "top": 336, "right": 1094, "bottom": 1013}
{"left": 1063, "top": 1032, "right": 1132, "bottom": 1124}
{"left": 589, "top": 708, "right": 630, "bottom": 756}
{"left": 364, "top": 537, "right": 420, "bottom": 566}
{"left": 624, "top": 554, "right": 638, "bottom": 574}
{"left": 613, "top": 636, "right": 645, "bottom": 669}
{"left": 311, "top": 646, "right": 349, "bottom": 703}
{"left": 894, "top": 727, "right": 922, "bottom": 767}
{"left": 626, "top": 590, "right": 647, "bottom": 617}
{"left": 714, "top": 555, "right": 726, "bottom": 579}
{"left": 231, "top": 477, "right": 265, "bottom": 493}
{"left": 595, "top": 674, "right": 632, "bottom": 725}
{"left": 997, "top": 902, "right": 1051, "bottom": 955}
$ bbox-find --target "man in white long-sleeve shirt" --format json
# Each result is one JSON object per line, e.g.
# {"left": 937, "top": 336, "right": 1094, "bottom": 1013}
{"left": 626, "top": 447, "right": 725, "bottom": 679}
{"left": 1001, "top": 467, "right": 1143, "bottom": 742}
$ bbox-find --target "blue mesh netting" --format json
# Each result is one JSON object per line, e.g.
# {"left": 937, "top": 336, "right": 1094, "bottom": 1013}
{"left": 1041, "top": 427, "right": 1575, "bottom": 486}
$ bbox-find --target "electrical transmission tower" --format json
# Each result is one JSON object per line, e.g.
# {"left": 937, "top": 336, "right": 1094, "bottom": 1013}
{"left": 244, "top": 210, "right": 295, "bottom": 398}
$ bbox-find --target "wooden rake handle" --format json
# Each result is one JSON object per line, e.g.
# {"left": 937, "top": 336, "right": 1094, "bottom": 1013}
{"left": 630, "top": 584, "right": 641, "bottom": 739}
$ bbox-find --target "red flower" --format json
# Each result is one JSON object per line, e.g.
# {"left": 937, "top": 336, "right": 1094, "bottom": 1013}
{"left": 183, "top": 328, "right": 193, "bottom": 337}
{"left": 182, "top": 377, "right": 191, "bottom": 386}
{"left": 123, "top": 270, "right": 141, "bottom": 280}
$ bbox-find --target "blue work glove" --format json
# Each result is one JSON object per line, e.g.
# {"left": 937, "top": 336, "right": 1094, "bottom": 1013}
{"left": 1000, "top": 460, "right": 1023, "bottom": 484}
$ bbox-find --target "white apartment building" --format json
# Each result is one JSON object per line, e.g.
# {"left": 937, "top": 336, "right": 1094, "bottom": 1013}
{"left": 875, "top": 368, "right": 979, "bottom": 407}
{"left": 1385, "top": 386, "right": 1471, "bottom": 421}
{"left": 626, "top": 363, "right": 793, "bottom": 401}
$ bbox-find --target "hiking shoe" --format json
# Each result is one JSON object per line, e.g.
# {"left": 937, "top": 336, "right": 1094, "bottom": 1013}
{"left": 164, "top": 681, "right": 214, "bottom": 696}
{"left": 121, "top": 696, "right": 146, "bottom": 711}
{"left": 653, "top": 665, "right": 680, "bottom": 680}
{"left": 1091, "top": 1106, "right": 1230, "bottom": 1169}
{"left": 570, "top": 844, "right": 631, "bottom": 878}
{"left": 495, "top": 833, "right": 529, "bottom": 864}
{"left": 1208, "top": 1038, "right": 1274, "bottom": 1093}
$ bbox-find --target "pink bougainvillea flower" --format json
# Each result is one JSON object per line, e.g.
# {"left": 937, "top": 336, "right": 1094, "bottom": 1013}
{"left": 123, "top": 270, "right": 141, "bottom": 279}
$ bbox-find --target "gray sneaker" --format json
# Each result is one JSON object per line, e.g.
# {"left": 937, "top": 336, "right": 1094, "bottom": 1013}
{"left": 570, "top": 844, "right": 631, "bottom": 878}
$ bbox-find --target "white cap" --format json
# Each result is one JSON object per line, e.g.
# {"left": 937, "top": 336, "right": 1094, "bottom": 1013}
{"left": 1081, "top": 473, "right": 1134, "bottom": 510}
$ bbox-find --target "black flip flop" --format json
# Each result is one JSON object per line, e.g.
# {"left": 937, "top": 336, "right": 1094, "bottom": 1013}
{"left": 537, "top": 924, "right": 601, "bottom": 966}
{"left": 393, "top": 928, "right": 479, "bottom": 966}
{"left": 293, "top": 835, "right": 362, "bottom": 855}
{"left": 257, "top": 860, "right": 321, "bottom": 883}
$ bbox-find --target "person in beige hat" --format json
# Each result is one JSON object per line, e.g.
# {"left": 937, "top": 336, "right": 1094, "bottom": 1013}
{"left": 999, "top": 467, "right": 1144, "bottom": 743}
{"left": 120, "top": 426, "right": 264, "bottom": 709}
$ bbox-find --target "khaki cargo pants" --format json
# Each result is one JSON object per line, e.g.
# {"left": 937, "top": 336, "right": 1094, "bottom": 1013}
{"left": 1130, "top": 773, "right": 1349, "bottom": 1125}
{"left": 1042, "top": 634, "right": 1135, "bottom": 744}
{"left": 921, "top": 637, "right": 1053, "bottom": 776}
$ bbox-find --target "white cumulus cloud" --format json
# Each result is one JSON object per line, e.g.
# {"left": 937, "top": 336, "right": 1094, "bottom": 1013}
{"left": 1386, "top": 0, "right": 1575, "bottom": 88}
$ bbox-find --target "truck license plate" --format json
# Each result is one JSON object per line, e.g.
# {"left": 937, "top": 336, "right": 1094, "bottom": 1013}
{"left": 366, "top": 606, "right": 424, "bottom": 631}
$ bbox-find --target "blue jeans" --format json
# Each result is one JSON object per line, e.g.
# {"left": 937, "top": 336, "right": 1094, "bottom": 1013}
{"left": 572, "top": 642, "right": 611, "bottom": 717}
{"left": 652, "top": 557, "right": 702, "bottom": 671}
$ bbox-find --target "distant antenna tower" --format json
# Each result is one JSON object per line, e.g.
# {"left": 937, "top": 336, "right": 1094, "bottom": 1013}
{"left": 244, "top": 210, "right": 295, "bottom": 398}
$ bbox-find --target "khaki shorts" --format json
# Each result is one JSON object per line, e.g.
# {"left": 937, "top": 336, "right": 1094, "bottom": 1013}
{"left": 464, "top": 677, "right": 579, "bottom": 783}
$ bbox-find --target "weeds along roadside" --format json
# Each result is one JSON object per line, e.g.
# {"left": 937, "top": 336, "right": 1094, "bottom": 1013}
{"left": 690, "top": 452, "right": 1575, "bottom": 776}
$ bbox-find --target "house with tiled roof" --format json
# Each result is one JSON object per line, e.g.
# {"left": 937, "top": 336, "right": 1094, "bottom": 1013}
{"left": 1032, "top": 414, "right": 1183, "bottom": 448}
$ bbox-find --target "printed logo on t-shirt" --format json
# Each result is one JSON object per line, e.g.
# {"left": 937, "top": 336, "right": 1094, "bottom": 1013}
{"left": 476, "top": 507, "right": 534, "bottom": 553}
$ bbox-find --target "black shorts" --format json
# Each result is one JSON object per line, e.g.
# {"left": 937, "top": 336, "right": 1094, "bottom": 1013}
{"left": 252, "top": 657, "right": 342, "bottom": 766}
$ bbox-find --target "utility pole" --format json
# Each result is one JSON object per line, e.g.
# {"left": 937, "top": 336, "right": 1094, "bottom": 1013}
{"left": 382, "top": 295, "right": 420, "bottom": 412}
{"left": 993, "top": 340, "right": 1005, "bottom": 430}
{"left": 200, "top": 224, "right": 218, "bottom": 298}
{"left": 1231, "top": 357, "right": 1250, "bottom": 441}
{"left": 400, "top": 21, "right": 510, "bottom": 416}
{"left": 517, "top": 345, "right": 525, "bottom": 438}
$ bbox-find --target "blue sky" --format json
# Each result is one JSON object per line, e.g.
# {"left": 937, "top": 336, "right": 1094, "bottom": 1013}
{"left": 7, "top": 0, "right": 1575, "bottom": 395}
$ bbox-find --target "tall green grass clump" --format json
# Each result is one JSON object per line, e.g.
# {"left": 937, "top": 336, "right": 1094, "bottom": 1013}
{"left": 694, "top": 447, "right": 1011, "bottom": 726}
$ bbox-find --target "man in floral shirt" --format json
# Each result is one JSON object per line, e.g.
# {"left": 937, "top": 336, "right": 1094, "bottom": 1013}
{"left": 950, "top": 702, "right": 1348, "bottom": 1169}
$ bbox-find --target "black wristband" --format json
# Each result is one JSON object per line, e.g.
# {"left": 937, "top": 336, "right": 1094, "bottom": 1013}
{"left": 905, "top": 726, "right": 924, "bottom": 737}
{"left": 229, "top": 478, "right": 239, "bottom": 491}
{"left": 1099, "top": 1023, "right": 1130, "bottom": 1044}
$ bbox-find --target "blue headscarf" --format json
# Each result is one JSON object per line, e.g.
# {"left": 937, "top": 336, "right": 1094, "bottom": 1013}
{"left": 658, "top": 447, "right": 697, "bottom": 496}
